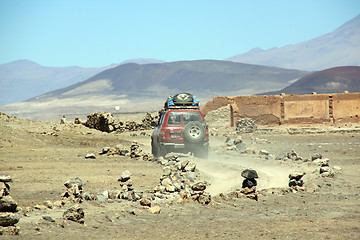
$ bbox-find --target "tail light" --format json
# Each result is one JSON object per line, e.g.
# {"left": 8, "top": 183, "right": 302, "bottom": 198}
{"left": 160, "top": 129, "right": 166, "bottom": 140}
{"left": 204, "top": 126, "right": 209, "bottom": 140}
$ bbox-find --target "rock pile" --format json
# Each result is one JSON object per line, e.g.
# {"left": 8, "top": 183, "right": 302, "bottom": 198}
{"left": 130, "top": 141, "right": 143, "bottom": 159}
{"left": 81, "top": 112, "right": 158, "bottom": 133}
{"left": 0, "top": 175, "right": 20, "bottom": 235}
{"left": 288, "top": 171, "right": 305, "bottom": 188}
{"left": 236, "top": 118, "right": 258, "bottom": 134}
{"left": 225, "top": 136, "right": 246, "bottom": 151}
{"left": 61, "top": 177, "right": 94, "bottom": 203}
{"left": 63, "top": 204, "right": 85, "bottom": 224}
{"left": 226, "top": 169, "right": 259, "bottom": 201}
{"left": 153, "top": 155, "right": 211, "bottom": 205}
{"left": 107, "top": 170, "right": 141, "bottom": 202}
{"left": 314, "top": 158, "right": 335, "bottom": 178}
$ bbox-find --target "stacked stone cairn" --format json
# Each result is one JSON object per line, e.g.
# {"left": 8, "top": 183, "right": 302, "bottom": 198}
{"left": 288, "top": 172, "right": 305, "bottom": 190}
{"left": 61, "top": 177, "right": 93, "bottom": 203}
{"left": 153, "top": 155, "right": 211, "bottom": 205}
{"left": 312, "top": 156, "right": 335, "bottom": 178}
{"left": 236, "top": 118, "right": 258, "bottom": 134}
{"left": 227, "top": 169, "right": 258, "bottom": 201}
{"left": 109, "top": 170, "right": 141, "bottom": 201}
{"left": 79, "top": 112, "right": 158, "bottom": 133}
{"left": 0, "top": 175, "right": 20, "bottom": 235}
{"left": 130, "top": 141, "right": 143, "bottom": 159}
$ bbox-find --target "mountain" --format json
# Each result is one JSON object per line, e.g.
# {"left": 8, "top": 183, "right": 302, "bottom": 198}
{"left": 226, "top": 14, "right": 360, "bottom": 71}
{"left": 0, "top": 60, "right": 309, "bottom": 120}
{"left": 0, "top": 60, "right": 116, "bottom": 105}
{"left": 262, "top": 66, "right": 360, "bottom": 95}
{"left": 36, "top": 60, "right": 308, "bottom": 100}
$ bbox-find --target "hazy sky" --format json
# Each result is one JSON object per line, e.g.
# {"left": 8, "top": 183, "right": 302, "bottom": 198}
{"left": 1, "top": 0, "right": 359, "bottom": 67}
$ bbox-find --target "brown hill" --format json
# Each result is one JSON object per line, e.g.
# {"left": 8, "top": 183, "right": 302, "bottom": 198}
{"left": 263, "top": 66, "right": 360, "bottom": 95}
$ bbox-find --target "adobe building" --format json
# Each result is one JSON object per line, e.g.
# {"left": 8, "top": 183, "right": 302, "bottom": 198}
{"left": 201, "top": 92, "right": 360, "bottom": 127}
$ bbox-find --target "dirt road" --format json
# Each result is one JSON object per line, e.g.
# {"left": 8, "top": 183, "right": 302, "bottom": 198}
{"left": 1, "top": 113, "right": 360, "bottom": 239}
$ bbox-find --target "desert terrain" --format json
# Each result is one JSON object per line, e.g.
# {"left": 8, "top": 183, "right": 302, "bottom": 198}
{"left": 1, "top": 111, "right": 360, "bottom": 239}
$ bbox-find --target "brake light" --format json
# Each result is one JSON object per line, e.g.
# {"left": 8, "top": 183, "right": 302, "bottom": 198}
{"left": 160, "top": 129, "right": 166, "bottom": 140}
{"left": 204, "top": 126, "right": 209, "bottom": 140}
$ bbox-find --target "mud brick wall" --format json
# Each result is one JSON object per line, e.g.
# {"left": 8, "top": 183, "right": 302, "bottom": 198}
{"left": 201, "top": 93, "right": 360, "bottom": 126}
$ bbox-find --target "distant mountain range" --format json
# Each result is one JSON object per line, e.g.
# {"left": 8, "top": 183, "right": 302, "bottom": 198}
{"left": 34, "top": 60, "right": 308, "bottom": 102}
{"left": 0, "top": 60, "right": 115, "bottom": 105}
{"left": 0, "top": 15, "right": 359, "bottom": 120}
{"left": 262, "top": 66, "right": 360, "bottom": 95}
{"left": 227, "top": 14, "right": 360, "bottom": 71}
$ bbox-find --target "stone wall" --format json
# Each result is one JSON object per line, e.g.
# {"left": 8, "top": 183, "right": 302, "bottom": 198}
{"left": 201, "top": 92, "right": 360, "bottom": 126}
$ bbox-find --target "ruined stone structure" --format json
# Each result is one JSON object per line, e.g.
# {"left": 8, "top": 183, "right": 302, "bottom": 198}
{"left": 201, "top": 92, "right": 360, "bottom": 126}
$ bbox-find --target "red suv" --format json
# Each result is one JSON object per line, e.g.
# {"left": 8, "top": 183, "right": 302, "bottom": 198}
{"left": 151, "top": 93, "right": 209, "bottom": 158}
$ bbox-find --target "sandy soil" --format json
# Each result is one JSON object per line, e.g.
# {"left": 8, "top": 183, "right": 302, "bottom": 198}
{"left": 1, "top": 112, "right": 360, "bottom": 239}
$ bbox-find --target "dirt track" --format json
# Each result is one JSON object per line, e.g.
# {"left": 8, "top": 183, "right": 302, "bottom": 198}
{"left": 1, "top": 112, "right": 360, "bottom": 239}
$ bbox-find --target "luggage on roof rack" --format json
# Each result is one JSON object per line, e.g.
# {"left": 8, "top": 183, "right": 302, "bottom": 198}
{"left": 164, "top": 93, "right": 199, "bottom": 110}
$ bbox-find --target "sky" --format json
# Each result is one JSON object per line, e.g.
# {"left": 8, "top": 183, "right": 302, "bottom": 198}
{"left": 0, "top": 0, "right": 359, "bottom": 67}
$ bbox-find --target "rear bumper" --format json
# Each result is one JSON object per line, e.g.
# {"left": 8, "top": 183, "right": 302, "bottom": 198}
{"left": 160, "top": 141, "right": 209, "bottom": 149}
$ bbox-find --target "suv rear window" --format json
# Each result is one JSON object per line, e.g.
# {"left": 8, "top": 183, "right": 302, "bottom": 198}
{"left": 167, "top": 112, "right": 202, "bottom": 125}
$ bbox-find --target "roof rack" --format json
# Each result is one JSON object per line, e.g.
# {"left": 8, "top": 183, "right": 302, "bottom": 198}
{"left": 165, "top": 105, "right": 200, "bottom": 110}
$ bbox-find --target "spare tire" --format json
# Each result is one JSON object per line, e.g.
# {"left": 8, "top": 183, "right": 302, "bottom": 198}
{"left": 183, "top": 121, "right": 205, "bottom": 143}
{"left": 173, "top": 93, "right": 194, "bottom": 105}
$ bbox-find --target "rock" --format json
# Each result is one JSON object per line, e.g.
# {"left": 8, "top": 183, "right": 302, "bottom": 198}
{"left": 320, "top": 166, "right": 331, "bottom": 174}
{"left": 198, "top": 193, "right": 211, "bottom": 205}
{"left": 311, "top": 153, "right": 322, "bottom": 161}
{"left": 64, "top": 177, "right": 83, "bottom": 189}
{"left": 184, "top": 172, "right": 196, "bottom": 182}
{"left": 0, "top": 175, "right": 12, "bottom": 183}
{"left": 289, "top": 172, "right": 306, "bottom": 181}
{"left": 161, "top": 178, "right": 172, "bottom": 187}
{"left": 241, "top": 169, "right": 258, "bottom": 179}
{"left": 147, "top": 205, "right": 161, "bottom": 214}
{"left": 236, "top": 118, "right": 257, "bottom": 133}
{"left": 162, "top": 166, "right": 171, "bottom": 176}
{"left": 289, "top": 179, "right": 304, "bottom": 187}
{"left": 181, "top": 160, "right": 189, "bottom": 170}
{"left": 0, "top": 213, "right": 20, "bottom": 227}
{"left": 0, "top": 196, "right": 17, "bottom": 212}
{"left": 118, "top": 170, "right": 132, "bottom": 182}
{"left": 99, "top": 147, "right": 111, "bottom": 155}
{"left": 242, "top": 178, "right": 257, "bottom": 188}
{"left": 63, "top": 205, "right": 84, "bottom": 224}
{"left": 43, "top": 200, "right": 54, "bottom": 209}
{"left": 42, "top": 216, "right": 55, "bottom": 222}
{"left": 85, "top": 153, "right": 96, "bottom": 159}
{"left": 0, "top": 182, "right": 10, "bottom": 196}
{"left": 0, "top": 225, "right": 20, "bottom": 235}
{"left": 184, "top": 162, "right": 196, "bottom": 172}
{"left": 165, "top": 185, "right": 176, "bottom": 192}
{"left": 259, "top": 150, "right": 270, "bottom": 156}
{"left": 96, "top": 190, "right": 109, "bottom": 202}
{"left": 191, "top": 182, "right": 207, "bottom": 191}
{"left": 140, "top": 198, "right": 152, "bottom": 207}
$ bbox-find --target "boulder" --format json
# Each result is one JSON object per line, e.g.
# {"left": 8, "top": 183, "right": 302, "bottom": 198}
{"left": 0, "top": 182, "right": 10, "bottom": 196}
{"left": 118, "top": 170, "right": 132, "bottom": 182}
{"left": 63, "top": 204, "right": 85, "bottom": 224}
{"left": 0, "top": 175, "right": 12, "bottom": 183}
{"left": 0, "top": 225, "right": 20, "bottom": 235}
{"left": 0, "top": 213, "right": 19, "bottom": 227}
{"left": 241, "top": 169, "right": 258, "bottom": 179}
{"left": 64, "top": 177, "right": 83, "bottom": 189}
{"left": 289, "top": 172, "right": 306, "bottom": 181}
{"left": 191, "top": 182, "right": 207, "bottom": 191}
{"left": 0, "top": 196, "right": 17, "bottom": 212}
